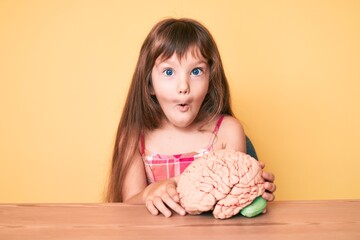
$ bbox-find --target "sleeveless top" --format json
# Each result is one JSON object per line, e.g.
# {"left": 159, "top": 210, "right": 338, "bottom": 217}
{"left": 140, "top": 115, "right": 225, "bottom": 184}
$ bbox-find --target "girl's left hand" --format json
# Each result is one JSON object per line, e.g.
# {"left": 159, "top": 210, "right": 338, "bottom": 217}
{"left": 259, "top": 162, "right": 276, "bottom": 202}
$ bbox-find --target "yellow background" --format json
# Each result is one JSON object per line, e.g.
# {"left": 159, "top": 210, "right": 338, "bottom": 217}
{"left": 1, "top": 0, "right": 359, "bottom": 203}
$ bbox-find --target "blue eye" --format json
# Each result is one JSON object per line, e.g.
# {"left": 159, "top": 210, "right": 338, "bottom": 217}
{"left": 163, "top": 69, "right": 174, "bottom": 76}
{"left": 191, "top": 68, "right": 203, "bottom": 76}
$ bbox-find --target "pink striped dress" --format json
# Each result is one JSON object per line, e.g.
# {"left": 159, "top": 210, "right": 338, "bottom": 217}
{"left": 141, "top": 116, "right": 224, "bottom": 184}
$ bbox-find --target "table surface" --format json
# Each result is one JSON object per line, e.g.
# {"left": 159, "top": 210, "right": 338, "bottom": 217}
{"left": 1, "top": 200, "right": 359, "bottom": 240}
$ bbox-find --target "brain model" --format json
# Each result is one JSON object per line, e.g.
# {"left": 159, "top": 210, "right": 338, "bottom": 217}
{"left": 177, "top": 149, "right": 266, "bottom": 219}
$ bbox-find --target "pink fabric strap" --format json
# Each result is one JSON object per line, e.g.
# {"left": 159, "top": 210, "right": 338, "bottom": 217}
{"left": 208, "top": 115, "right": 225, "bottom": 148}
{"left": 213, "top": 115, "right": 225, "bottom": 135}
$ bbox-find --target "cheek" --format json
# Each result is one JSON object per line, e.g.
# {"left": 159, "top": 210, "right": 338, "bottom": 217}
{"left": 151, "top": 84, "right": 173, "bottom": 104}
{"left": 192, "top": 85, "right": 209, "bottom": 106}
{"left": 150, "top": 69, "right": 163, "bottom": 94}
{"left": 152, "top": 85, "right": 169, "bottom": 101}
{"left": 199, "top": 82, "right": 210, "bottom": 99}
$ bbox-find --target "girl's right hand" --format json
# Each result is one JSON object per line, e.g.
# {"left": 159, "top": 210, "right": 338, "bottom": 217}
{"left": 143, "top": 178, "right": 186, "bottom": 217}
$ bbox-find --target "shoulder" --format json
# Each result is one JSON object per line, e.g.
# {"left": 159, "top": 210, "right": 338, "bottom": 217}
{"left": 216, "top": 115, "right": 246, "bottom": 152}
{"left": 220, "top": 115, "right": 244, "bottom": 130}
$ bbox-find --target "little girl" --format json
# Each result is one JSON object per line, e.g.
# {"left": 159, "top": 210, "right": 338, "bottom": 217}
{"left": 106, "top": 18, "right": 276, "bottom": 217}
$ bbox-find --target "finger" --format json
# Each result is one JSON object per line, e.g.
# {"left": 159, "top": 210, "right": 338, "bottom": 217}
{"left": 162, "top": 191, "right": 186, "bottom": 216}
{"left": 262, "top": 191, "right": 275, "bottom": 202}
{"left": 153, "top": 196, "right": 172, "bottom": 217}
{"left": 166, "top": 182, "right": 180, "bottom": 202}
{"left": 265, "top": 181, "right": 277, "bottom": 193}
{"left": 262, "top": 171, "right": 275, "bottom": 182}
{"left": 145, "top": 199, "right": 159, "bottom": 216}
{"left": 259, "top": 161, "right": 265, "bottom": 168}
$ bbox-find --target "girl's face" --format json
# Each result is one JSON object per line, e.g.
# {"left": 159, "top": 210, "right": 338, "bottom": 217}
{"left": 151, "top": 47, "right": 210, "bottom": 128}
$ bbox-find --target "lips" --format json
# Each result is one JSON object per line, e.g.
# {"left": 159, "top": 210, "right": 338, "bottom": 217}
{"left": 177, "top": 103, "right": 190, "bottom": 112}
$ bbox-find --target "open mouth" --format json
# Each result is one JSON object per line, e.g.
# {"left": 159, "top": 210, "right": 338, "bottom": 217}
{"left": 178, "top": 103, "right": 189, "bottom": 112}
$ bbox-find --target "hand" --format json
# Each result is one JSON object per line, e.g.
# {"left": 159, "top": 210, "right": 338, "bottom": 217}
{"left": 259, "top": 161, "right": 276, "bottom": 202}
{"left": 143, "top": 178, "right": 186, "bottom": 217}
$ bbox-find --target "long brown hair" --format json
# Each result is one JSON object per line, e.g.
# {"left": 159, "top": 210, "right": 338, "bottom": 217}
{"left": 106, "top": 18, "right": 234, "bottom": 202}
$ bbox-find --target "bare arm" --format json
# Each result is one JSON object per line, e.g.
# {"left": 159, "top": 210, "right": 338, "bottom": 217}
{"left": 121, "top": 150, "right": 148, "bottom": 204}
{"left": 217, "top": 115, "right": 246, "bottom": 152}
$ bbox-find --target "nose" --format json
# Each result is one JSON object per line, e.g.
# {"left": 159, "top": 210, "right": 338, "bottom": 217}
{"left": 177, "top": 75, "right": 190, "bottom": 94}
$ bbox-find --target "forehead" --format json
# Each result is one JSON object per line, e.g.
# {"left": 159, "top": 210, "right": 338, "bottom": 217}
{"left": 155, "top": 46, "right": 207, "bottom": 64}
